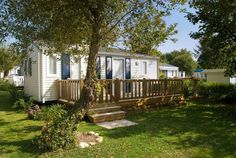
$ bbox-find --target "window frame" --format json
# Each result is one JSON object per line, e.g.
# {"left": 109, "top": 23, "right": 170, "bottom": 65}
{"left": 142, "top": 61, "right": 148, "bottom": 75}
{"left": 47, "top": 55, "right": 58, "bottom": 76}
{"left": 24, "top": 60, "right": 28, "bottom": 76}
{"left": 28, "top": 58, "right": 32, "bottom": 76}
{"left": 96, "top": 56, "right": 101, "bottom": 79}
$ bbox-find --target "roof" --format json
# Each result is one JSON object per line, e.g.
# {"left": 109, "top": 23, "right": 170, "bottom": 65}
{"left": 159, "top": 63, "right": 178, "bottom": 71}
{"left": 98, "top": 48, "right": 159, "bottom": 60}
{"left": 194, "top": 69, "right": 205, "bottom": 72}
{"left": 159, "top": 63, "right": 178, "bottom": 68}
{"left": 204, "top": 69, "right": 226, "bottom": 73}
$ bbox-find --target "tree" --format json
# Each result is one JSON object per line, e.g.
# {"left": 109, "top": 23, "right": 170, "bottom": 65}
{"left": 0, "top": 46, "right": 20, "bottom": 77}
{"left": 188, "top": 0, "right": 236, "bottom": 76}
{"left": 1, "top": 0, "right": 186, "bottom": 150}
{"left": 165, "top": 49, "right": 197, "bottom": 75}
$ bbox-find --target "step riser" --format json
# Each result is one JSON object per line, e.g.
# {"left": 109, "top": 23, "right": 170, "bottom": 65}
{"left": 89, "top": 113, "right": 126, "bottom": 123}
{"left": 88, "top": 107, "right": 121, "bottom": 114}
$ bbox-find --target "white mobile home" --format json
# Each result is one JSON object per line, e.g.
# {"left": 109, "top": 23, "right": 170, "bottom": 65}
{"left": 159, "top": 63, "right": 179, "bottom": 78}
{"left": 24, "top": 46, "right": 159, "bottom": 102}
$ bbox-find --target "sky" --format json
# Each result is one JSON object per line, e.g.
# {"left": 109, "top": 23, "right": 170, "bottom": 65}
{"left": 158, "top": 4, "right": 199, "bottom": 53}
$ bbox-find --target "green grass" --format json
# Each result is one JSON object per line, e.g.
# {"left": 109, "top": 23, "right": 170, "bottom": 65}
{"left": 1, "top": 91, "right": 236, "bottom": 158}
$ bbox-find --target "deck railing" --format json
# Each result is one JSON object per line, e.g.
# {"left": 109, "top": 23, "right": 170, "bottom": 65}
{"left": 57, "top": 78, "right": 183, "bottom": 103}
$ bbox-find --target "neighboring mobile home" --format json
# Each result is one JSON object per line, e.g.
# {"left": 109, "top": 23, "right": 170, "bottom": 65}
{"left": 24, "top": 46, "right": 159, "bottom": 102}
{"left": 193, "top": 69, "right": 206, "bottom": 79}
{"left": 205, "top": 69, "right": 236, "bottom": 84}
{"left": 159, "top": 63, "right": 179, "bottom": 78}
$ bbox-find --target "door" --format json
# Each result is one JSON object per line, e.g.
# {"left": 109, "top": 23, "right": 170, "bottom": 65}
{"left": 61, "top": 54, "right": 70, "bottom": 79}
{"left": 113, "top": 59, "right": 124, "bottom": 79}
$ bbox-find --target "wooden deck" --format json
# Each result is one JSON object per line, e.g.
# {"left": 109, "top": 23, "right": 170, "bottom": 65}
{"left": 57, "top": 78, "right": 184, "bottom": 107}
{"left": 57, "top": 78, "right": 184, "bottom": 122}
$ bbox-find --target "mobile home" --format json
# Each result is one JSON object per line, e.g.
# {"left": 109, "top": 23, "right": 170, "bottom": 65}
{"left": 24, "top": 46, "right": 159, "bottom": 102}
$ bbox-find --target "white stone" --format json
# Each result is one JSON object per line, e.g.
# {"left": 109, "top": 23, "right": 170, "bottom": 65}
{"left": 96, "top": 119, "right": 138, "bottom": 129}
{"left": 94, "top": 133, "right": 99, "bottom": 136}
{"left": 79, "top": 142, "right": 89, "bottom": 148}
{"left": 95, "top": 136, "right": 103, "bottom": 143}
{"left": 88, "top": 131, "right": 96, "bottom": 135}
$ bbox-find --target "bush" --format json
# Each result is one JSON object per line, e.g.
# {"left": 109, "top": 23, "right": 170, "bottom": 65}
{"left": 27, "top": 105, "right": 41, "bottom": 120}
{"left": 13, "top": 96, "right": 34, "bottom": 110}
{"left": 39, "top": 104, "right": 67, "bottom": 123}
{"left": 197, "top": 82, "right": 236, "bottom": 103}
{"left": 0, "top": 79, "right": 23, "bottom": 99}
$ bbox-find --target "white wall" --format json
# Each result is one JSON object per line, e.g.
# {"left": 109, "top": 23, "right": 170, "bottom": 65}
{"left": 230, "top": 77, "right": 236, "bottom": 84}
{"left": 98, "top": 55, "right": 158, "bottom": 79}
{"left": 24, "top": 46, "right": 41, "bottom": 101}
{"left": 131, "top": 58, "right": 157, "bottom": 79}
{"left": 70, "top": 57, "right": 80, "bottom": 79}
{"left": 41, "top": 53, "right": 61, "bottom": 102}
{"left": 206, "top": 71, "right": 231, "bottom": 84}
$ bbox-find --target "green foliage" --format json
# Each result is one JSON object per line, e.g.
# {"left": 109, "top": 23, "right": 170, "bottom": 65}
{"left": 188, "top": 0, "right": 236, "bottom": 76}
{"left": 159, "top": 72, "right": 165, "bottom": 79}
{"left": 197, "top": 82, "right": 236, "bottom": 103}
{"left": 13, "top": 97, "right": 34, "bottom": 110}
{"left": 0, "top": 79, "right": 23, "bottom": 99}
{"left": 126, "top": 14, "right": 177, "bottom": 54}
{"left": 183, "top": 80, "right": 194, "bottom": 98}
{"left": 39, "top": 104, "right": 67, "bottom": 123}
{"left": 0, "top": 46, "right": 21, "bottom": 77}
{"left": 165, "top": 49, "right": 197, "bottom": 75}
{"left": 35, "top": 114, "right": 77, "bottom": 151}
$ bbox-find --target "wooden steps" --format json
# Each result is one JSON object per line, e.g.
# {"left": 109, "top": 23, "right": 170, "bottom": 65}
{"left": 87, "top": 105, "right": 126, "bottom": 123}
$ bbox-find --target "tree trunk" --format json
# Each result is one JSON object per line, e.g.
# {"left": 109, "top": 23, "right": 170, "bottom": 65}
{"left": 72, "top": 23, "right": 101, "bottom": 122}
{"left": 3, "top": 70, "right": 9, "bottom": 78}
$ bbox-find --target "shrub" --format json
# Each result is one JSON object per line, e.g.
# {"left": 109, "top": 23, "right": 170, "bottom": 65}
{"left": 183, "top": 80, "right": 193, "bottom": 97}
{"left": 39, "top": 104, "right": 67, "bottom": 123}
{"left": 197, "top": 82, "right": 236, "bottom": 103}
{"left": 0, "top": 79, "right": 23, "bottom": 99}
{"left": 27, "top": 105, "right": 41, "bottom": 120}
{"left": 13, "top": 96, "right": 34, "bottom": 110}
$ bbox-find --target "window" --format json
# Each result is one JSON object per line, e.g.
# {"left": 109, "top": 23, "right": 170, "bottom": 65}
{"left": 106, "top": 57, "right": 112, "bottom": 79}
{"left": 172, "top": 70, "right": 175, "bottom": 76}
{"left": 96, "top": 56, "right": 101, "bottom": 79}
{"left": 142, "top": 61, "right": 147, "bottom": 75}
{"left": 28, "top": 58, "right": 32, "bottom": 76}
{"left": 49, "top": 55, "right": 57, "bottom": 75}
{"left": 24, "top": 60, "right": 28, "bottom": 76}
{"left": 125, "top": 58, "right": 131, "bottom": 79}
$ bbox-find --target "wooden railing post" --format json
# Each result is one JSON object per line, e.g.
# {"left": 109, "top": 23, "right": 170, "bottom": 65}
{"left": 114, "top": 78, "right": 120, "bottom": 102}
{"left": 164, "top": 79, "right": 168, "bottom": 96}
{"left": 67, "top": 80, "right": 71, "bottom": 102}
{"left": 143, "top": 78, "right": 147, "bottom": 97}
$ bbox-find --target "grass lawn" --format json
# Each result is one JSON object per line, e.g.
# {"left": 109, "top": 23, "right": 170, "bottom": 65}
{"left": 1, "top": 91, "right": 236, "bottom": 158}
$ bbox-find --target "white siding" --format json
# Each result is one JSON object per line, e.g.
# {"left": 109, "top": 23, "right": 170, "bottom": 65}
{"left": 24, "top": 47, "right": 40, "bottom": 101}
{"left": 41, "top": 53, "right": 61, "bottom": 101}
{"left": 230, "top": 77, "right": 236, "bottom": 84}
{"left": 70, "top": 57, "right": 80, "bottom": 79}
{"left": 98, "top": 55, "right": 158, "bottom": 79}
{"left": 207, "top": 71, "right": 231, "bottom": 84}
{"left": 131, "top": 58, "right": 157, "bottom": 79}
{"left": 80, "top": 57, "right": 88, "bottom": 79}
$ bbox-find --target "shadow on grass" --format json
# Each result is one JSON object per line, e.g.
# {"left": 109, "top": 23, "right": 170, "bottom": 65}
{"left": 0, "top": 139, "right": 40, "bottom": 155}
{"left": 104, "top": 101, "right": 236, "bottom": 157}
